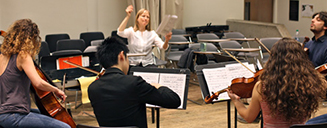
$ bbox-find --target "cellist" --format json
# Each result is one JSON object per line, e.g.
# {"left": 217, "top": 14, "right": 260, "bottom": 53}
{"left": 0, "top": 19, "right": 70, "bottom": 128}
{"left": 227, "top": 38, "right": 327, "bottom": 128}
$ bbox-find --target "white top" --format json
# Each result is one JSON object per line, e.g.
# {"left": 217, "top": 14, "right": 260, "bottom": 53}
{"left": 117, "top": 27, "right": 167, "bottom": 66}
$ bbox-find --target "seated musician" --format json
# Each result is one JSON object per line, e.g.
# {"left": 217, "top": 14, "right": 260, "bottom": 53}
{"left": 88, "top": 37, "right": 180, "bottom": 128}
{"left": 227, "top": 38, "right": 327, "bottom": 127}
{"left": 0, "top": 19, "right": 70, "bottom": 128}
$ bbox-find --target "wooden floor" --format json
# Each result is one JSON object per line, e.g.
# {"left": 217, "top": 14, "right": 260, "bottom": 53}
{"left": 32, "top": 72, "right": 327, "bottom": 128}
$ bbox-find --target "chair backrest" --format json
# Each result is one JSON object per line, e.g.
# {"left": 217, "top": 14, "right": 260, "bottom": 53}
{"left": 45, "top": 33, "right": 70, "bottom": 53}
{"left": 84, "top": 46, "right": 97, "bottom": 53}
{"left": 290, "top": 123, "right": 327, "bottom": 128}
{"left": 196, "top": 33, "right": 220, "bottom": 40}
{"left": 172, "top": 29, "right": 187, "bottom": 35}
{"left": 259, "top": 37, "right": 282, "bottom": 53}
{"left": 170, "top": 35, "right": 189, "bottom": 42}
{"left": 189, "top": 43, "right": 218, "bottom": 52}
{"left": 91, "top": 39, "right": 104, "bottom": 46}
{"left": 51, "top": 50, "right": 82, "bottom": 56}
{"left": 80, "top": 32, "right": 105, "bottom": 47}
{"left": 219, "top": 40, "right": 242, "bottom": 49}
{"left": 224, "top": 32, "right": 245, "bottom": 38}
{"left": 39, "top": 41, "right": 51, "bottom": 58}
{"left": 168, "top": 35, "right": 189, "bottom": 50}
{"left": 57, "top": 39, "right": 86, "bottom": 52}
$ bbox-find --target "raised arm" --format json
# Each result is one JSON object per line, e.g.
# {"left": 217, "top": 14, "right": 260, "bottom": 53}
{"left": 118, "top": 5, "right": 133, "bottom": 32}
{"left": 17, "top": 54, "right": 67, "bottom": 102}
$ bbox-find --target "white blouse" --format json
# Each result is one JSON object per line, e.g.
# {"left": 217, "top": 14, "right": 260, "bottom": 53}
{"left": 117, "top": 27, "right": 167, "bottom": 66}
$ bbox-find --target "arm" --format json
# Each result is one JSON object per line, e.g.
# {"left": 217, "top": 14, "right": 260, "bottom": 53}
{"left": 162, "top": 32, "right": 172, "bottom": 50}
{"left": 227, "top": 82, "right": 261, "bottom": 123}
{"left": 137, "top": 78, "right": 181, "bottom": 108}
{"left": 17, "top": 54, "right": 66, "bottom": 101}
{"left": 118, "top": 5, "right": 133, "bottom": 32}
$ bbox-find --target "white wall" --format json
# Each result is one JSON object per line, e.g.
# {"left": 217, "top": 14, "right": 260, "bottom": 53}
{"left": 274, "top": 0, "right": 327, "bottom": 38}
{"left": 183, "top": 0, "right": 244, "bottom": 28}
{"left": 0, "top": 0, "right": 243, "bottom": 41}
{"left": 0, "top": 0, "right": 127, "bottom": 40}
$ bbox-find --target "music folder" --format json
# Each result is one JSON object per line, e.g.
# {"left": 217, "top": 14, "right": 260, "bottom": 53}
{"left": 129, "top": 67, "right": 190, "bottom": 109}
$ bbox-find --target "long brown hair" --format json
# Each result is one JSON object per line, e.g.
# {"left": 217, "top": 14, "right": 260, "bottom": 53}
{"left": 259, "top": 37, "right": 327, "bottom": 123}
{"left": 0, "top": 19, "right": 41, "bottom": 58}
{"left": 133, "top": 8, "right": 151, "bottom": 31}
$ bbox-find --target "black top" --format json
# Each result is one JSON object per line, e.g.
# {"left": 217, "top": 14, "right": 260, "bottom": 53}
{"left": 0, "top": 54, "right": 31, "bottom": 114}
{"left": 305, "top": 35, "right": 327, "bottom": 67}
{"left": 88, "top": 68, "right": 181, "bottom": 128}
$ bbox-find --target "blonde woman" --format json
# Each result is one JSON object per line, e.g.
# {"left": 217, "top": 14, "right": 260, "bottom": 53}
{"left": 117, "top": 5, "right": 172, "bottom": 67}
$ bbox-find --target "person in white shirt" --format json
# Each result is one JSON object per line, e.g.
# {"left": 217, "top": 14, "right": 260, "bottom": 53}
{"left": 117, "top": 5, "right": 172, "bottom": 67}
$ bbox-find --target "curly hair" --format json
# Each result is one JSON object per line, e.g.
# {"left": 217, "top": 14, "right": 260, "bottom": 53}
{"left": 0, "top": 19, "right": 41, "bottom": 58}
{"left": 259, "top": 38, "right": 327, "bottom": 123}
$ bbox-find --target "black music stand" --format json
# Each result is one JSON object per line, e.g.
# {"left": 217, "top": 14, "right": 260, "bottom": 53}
{"left": 129, "top": 67, "right": 190, "bottom": 128}
{"left": 195, "top": 60, "right": 248, "bottom": 128}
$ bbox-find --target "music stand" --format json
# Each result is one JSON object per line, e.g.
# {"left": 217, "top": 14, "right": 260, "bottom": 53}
{"left": 195, "top": 60, "right": 248, "bottom": 128}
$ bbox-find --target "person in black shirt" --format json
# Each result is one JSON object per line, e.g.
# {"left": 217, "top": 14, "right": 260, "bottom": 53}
{"left": 88, "top": 37, "right": 180, "bottom": 128}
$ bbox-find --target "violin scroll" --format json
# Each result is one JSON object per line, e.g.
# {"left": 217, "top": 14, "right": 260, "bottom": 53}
{"left": 0, "top": 30, "right": 6, "bottom": 37}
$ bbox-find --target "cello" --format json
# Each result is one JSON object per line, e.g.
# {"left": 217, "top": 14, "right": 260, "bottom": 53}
{"left": 31, "top": 62, "right": 76, "bottom": 128}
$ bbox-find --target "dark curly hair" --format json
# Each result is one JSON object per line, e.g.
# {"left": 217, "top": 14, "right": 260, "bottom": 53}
{"left": 0, "top": 19, "right": 41, "bottom": 58}
{"left": 259, "top": 37, "right": 327, "bottom": 123}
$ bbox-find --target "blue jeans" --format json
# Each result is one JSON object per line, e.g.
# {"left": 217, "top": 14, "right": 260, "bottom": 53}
{"left": 0, "top": 112, "right": 71, "bottom": 128}
{"left": 306, "top": 114, "right": 327, "bottom": 125}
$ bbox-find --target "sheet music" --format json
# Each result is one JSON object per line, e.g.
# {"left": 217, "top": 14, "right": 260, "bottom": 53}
{"left": 159, "top": 73, "right": 186, "bottom": 109}
{"left": 133, "top": 72, "right": 159, "bottom": 84}
{"left": 133, "top": 72, "right": 187, "bottom": 109}
{"left": 156, "top": 15, "right": 178, "bottom": 35}
{"left": 203, "top": 67, "right": 230, "bottom": 101}
{"left": 202, "top": 62, "right": 256, "bottom": 102}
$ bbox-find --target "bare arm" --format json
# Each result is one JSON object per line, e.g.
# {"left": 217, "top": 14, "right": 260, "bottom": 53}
{"left": 118, "top": 5, "right": 133, "bottom": 32}
{"left": 17, "top": 54, "right": 66, "bottom": 102}
{"left": 227, "top": 82, "right": 261, "bottom": 123}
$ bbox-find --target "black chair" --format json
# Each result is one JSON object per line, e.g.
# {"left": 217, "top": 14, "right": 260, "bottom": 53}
{"left": 219, "top": 40, "right": 259, "bottom": 59}
{"left": 45, "top": 33, "right": 70, "bottom": 53}
{"left": 38, "top": 41, "right": 51, "bottom": 64}
{"left": 56, "top": 39, "right": 86, "bottom": 52}
{"left": 80, "top": 32, "right": 105, "bottom": 47}
{"left": 290, "top": 123, "right": 327, "bottom": 128}
{"left": 259, "top": 37, "right": 281, "bottom": 64}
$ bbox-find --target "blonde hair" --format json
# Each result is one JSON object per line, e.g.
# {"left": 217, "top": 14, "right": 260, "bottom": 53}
{"left": 133, "top": 8, "right": 151, "bottom": 31}
{"left": 0, "top": 19, "right": 41, "bottom": 58}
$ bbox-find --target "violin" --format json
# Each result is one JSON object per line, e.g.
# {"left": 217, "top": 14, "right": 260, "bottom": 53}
{"left": 316, "top": 63, "right": 327, "bottom": 74}
{"left": 204, "top": 69, "right": 263, "bottom": 104}
{"left": 31, "top": 62, "right": 76, "bottom": 128}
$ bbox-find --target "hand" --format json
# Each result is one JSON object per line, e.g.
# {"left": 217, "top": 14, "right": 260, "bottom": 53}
{"left": 150, "top": 83, "right": 161, "bottom": 89}
{"left": 165, "top": 32, "right": 172, "bottom": 42}
{"left": 126, "top": 5, "right": 133, "bottom": 17}
{"left": 55, "top": 89, "right": 67, "bottom": 102}
{"left": 226, "top": 89, "right": 240, "bottom": 101}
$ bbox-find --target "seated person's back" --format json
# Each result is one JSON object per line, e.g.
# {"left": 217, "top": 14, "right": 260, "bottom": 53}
{"left": 88, "top": 37, "right": 180, "bottom": 128}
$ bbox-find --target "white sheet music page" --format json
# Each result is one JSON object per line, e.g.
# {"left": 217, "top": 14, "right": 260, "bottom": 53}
{"left": 158, "top": 73, "right": 186, "bottom": 109}
{"left": 133, "top": 72, "right": 160, "bottom": 108}
{"left": 203, "top": 67, "right": 230, "bottom": 101}
{"left": 156, "top": 15, "right": 178, "bottom": 36}
{"left": 202, "top": 62, "right": 256, "bottom": 102}
{"left": 225, "top": 63, "right": 255, "bottom": 80}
